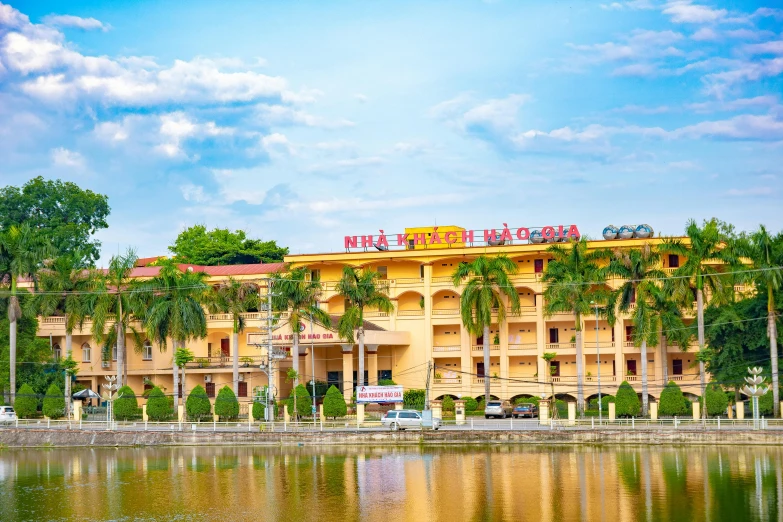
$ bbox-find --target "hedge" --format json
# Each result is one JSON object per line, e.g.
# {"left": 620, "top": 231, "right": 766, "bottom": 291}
{"left": 215, "top": 386, "right": 240, "bottom": 420}
{"left": 759, "top": 387, "right": 782, "bottom": 415}
{"left": 403, "top": 389, "right": 425, "bottom": 410}
{"left": 42, "top": 383, "right": 65, "bottom": 419}
{"left": 461, "top": 396, "right": 478, "bottom": 413}
{"left": 287, "top": 384, "right": 311, "bottom": 419}
{"left": 15, "top": 383, "right": 38, "bottom": 418}
{"left": 515, "top": 396, "right": 540, "bottom": 406}
{"left": 186, "top": 385, "right": 212, "bottom": 421}
{"left": 704, "top": 383, "right": 728, "bottom": 417}
{"left": 323, "top": 385, "right": 347, "bottom": 418}
{"left": 146, "top": 386, "right": 173, "bottom": 421}
{"left": 659, "top": 381, "right": 689, "bottom": 416}
{"left": 588, "top": 395, "right": 615, "bottom": 411}
{"left": 114, "top": 385, "right": 140, "bottom": 420}
{"left": 442, "top": 395, "right": 455, "bottom": 412}
{"left": 615, "top": 381, "right": 640, "bottom": 417}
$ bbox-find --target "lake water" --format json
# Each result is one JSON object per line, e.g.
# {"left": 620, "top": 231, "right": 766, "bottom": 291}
{"left": 1, "top": 445, "right": 781, "bottom": 521}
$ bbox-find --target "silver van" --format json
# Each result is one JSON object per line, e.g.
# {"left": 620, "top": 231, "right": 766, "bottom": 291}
{"left": 382, "top": 409, "right": 441, "bottom": 430}
{"left": 0, "top": 405, "right": 17, "bottom": 424}
{"left": 484, "top": 400, "right": 513, "bottom": 419}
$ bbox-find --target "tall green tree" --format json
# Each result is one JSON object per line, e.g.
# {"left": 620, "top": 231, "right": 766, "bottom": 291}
{"left": 665, "top": 218, "right": 740, "bottom": 410}
{"left": 169, "top": 225, "right": 288, "bottom": 265}
{"left": 90, "top": 248, "right": 143, "bottom": 387}
{"left": 452, "top": 255, "right": 520, "bottom": 404}
{"left": 649, "top": 284, "right": 693, "bottom": 385}
{"left": 608, "top": 245, "right": 666, "bottom": 416}
{"left": 0, "top": 222, "right": 54, "bottom": 403}
{"left": 0, "top": 176, "right": 110, "bottom": 266}
{"left": 139, "top": 261, "right": 208, "bottom": 408}
{"left": 736, "top": 225, "right": 783, "bottom": 416}
{"left": 206, "top": 277, "right": 261, "bottom": 394}
{"left": 0, "top": 299, "right": 50, "bottom": 401}
{"left": 34, "top": 253, "right": 94, "bottom": 416}
{"left": 271, "top": 267, "right": 330, "bottom": 389}
{"left": 174, "top": 347, "right": 195, "bottom": 401}
{"left": 335, "top": 267, "right": 394, "bottom": 395}
{"left": 542, "top": 238, "right": 610, "bottom": 412}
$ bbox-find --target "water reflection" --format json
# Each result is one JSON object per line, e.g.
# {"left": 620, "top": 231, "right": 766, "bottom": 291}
{"left": 1, "top": 445, "right": 782, "bottom": 521}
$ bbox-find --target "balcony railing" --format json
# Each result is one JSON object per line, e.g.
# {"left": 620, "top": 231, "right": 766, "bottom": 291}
{"left": 508, "top": 343, "right": 537, "bottom": 351}
{"left": 472, "top": 344, "right": 499, "bottom": 352}
{"left": 431, "top": 276, "right": 454, "bottom": 284}
{"left": 433, "top": 377, "right": 462, "bottom": 385}
{"left": 186, "top": 355, "right": 266, "bottom": 369}
{"left": 551, "top": 376, "right": 578, "bottom": 383}
{"left": 363, "top": 311, "right": 390, "bottom": 318}
{"left": 397, "top": 309, "right": 424, "bottom": 317}
{"left": 509, "top": 306, "right": 537, "bottom": 317}
{"left": 433, "top": 345, "right": 461, "bottom": 352}
{"left": 432, "top": 308, "right": 459, "bottom": 316}
{"left": 670, "top": 374, "right": 700, "bottom": 382}
{"left": 624, "top": 374, "right": 655, "bottom": 382}
{"left": 545, "top": 342, "right": 575, "bottom": 350}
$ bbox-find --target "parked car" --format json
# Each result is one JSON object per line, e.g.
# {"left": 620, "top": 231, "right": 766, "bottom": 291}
{"left": 0, "top": 405, "right": 17, "bottom": 424}
{"left": 382, "top": 409, "right": 441, "bottom": 431}
{"left": 512, "top": 403, "right": 538, "bottom": 419}
{"left": 484, "top": 400, "right": 513, "bottom": 419}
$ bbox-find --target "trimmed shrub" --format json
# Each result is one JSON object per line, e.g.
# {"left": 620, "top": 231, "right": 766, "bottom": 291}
{"left": 215, "top": 386, "right": 240, "bottom": 420}
{"left": 615, "top": 381, "right": 640, "bottom": 417}
{"left": 461, "top": 396, "right": 478, "bottom": 413}
{"left": 186, "top": 385, "right": 212, "bottom": 421}
{"left": 515, "top": 396, "right": 540, "bottom": 406}
{"left": 378, "top": 379, "right": 397, "bottom": 386}
{"left": 42, "top": 383, "right": 65, "bottom": 419}
{"left": 704, "top": 383, "right": 728, "bottom": 417}
{"left": 252, "top": 400, "right": 266, "bottom": 421}
{"left": 15, "top": 383, "right": 38, "bottom": 418}
{"left": 403, "top": 389, "right": 425, "bottom": 410}
{"left": 146, "top": 386, "right": 173, "bottom": 421}
{"left": 114, "top": 385, "right": 139, "bottom": 420}
{"left": 442, "top": 395, "right": 455, "bottom": 412}
{"left": 758, "top": 387, "right": 782, "bottom": 416}
{"left": 323, "top": 385, "right": 347, "bottom": 419}
{"left": 287, "top": 384, "right": 311, "bottom": 419}
{"left": 588, "top": 395, "right": 615, "bottom": 411}
{"left": 659, "top": 381, "right": 688, "bottom": 416}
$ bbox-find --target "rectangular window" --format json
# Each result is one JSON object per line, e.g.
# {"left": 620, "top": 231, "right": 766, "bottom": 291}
{"left": 673, "top": 359, "right": 683, "bottom": 375}
{"left": 82, "top": 346, "right": 91, "bottom": 362}
{"left": 378, "top": 370, "right": 392, "bottom": 382}
{"left": 143, "top": 343, "right": 153, "bottom": 361}
{"left": 626, "top": 360, "right": 637, "bottom": 376}
{"left": 477, "top": 362, "right": 485, "bottom": 377}
{"left": 550, "top": 361, "right": 561, "bottom": 377}
{"left": 549, "top": 328, "right": 559, "bottom": 344}
{"left": 327, "top": 371, "right": 342, "bottom": 389}
{"left": 420, "top": 265, "right": 425, "bottom": 278}
{"left": 534, "top": 259, "right": 544, "bottom": 273}
{"left": 625, "top": 326, "right": 634, "bottom": 342}
{"left": 353, "top": 371, "right": 369, "bottom": 387}
{"left": 206, "top": 382, "right": 216, "bottom": 398}
{"left": 53, "top": 345, "right": 61, "bottom": 360}
{"left": 238, "top": 381, "right": 248, "bottom": 398}
{"left": 309, "top": 269, "right": 320, "bottom": 281}
{"left": 377, "top": 266, "right": 388, "bottom": 279}
{"left": 611, "top": 328, "right": 615, "bottom": 342}
{"left": 668, "top": 254, "right": 680, "bottom": 268}
{"left": 207, "top": 343, "right": 213, "bottom": 359}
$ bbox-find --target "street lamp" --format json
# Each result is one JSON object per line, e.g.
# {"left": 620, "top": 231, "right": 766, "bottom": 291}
{"left": 591, "top": 301, "right": 602, "bottom": 425}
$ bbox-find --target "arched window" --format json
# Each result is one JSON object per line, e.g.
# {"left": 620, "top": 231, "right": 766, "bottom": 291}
{"left": 143, "top": 340, "right": 153, "bottom": 361}
{"left": 52, "top": 343, "right": 61, "bottom": 360}
{"left": 81, "top": 343, "right": 91, "bottom": 362}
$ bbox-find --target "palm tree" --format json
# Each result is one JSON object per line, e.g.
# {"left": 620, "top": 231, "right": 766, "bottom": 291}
{"left": 452, "top": 255, "right": 520, "bottom": 404}
{"left": 34, "top": 253, "right": 93, "bottom": 417}
{"left": 608, "top": 245, "right": 666, "bottom": 416}
{"left": 0, "top": 223, "right": 54, "bottom": 403}
{"left": 174, "top": 347, "right": 195, "bottom": 402}
{"left": 664, "top": 219, "right": 740, "bottom": 409}
{"left": 648, "top": 283, "right": 693, "bottom": 386}
{"left": 206, "top": 277, "right": 261, "bottom": 395}
{"left": 335, "top": 267, "right": 394, "bottom": 395}
{"left": 542, "top": 238, "right": 610, "bottom": 412}
{"left": 270, "top": 268, "right": 330, "bottom": 392}
{"left": 139, "top": 261, "right": 209, "bottom": 408}
{"left": 738, "top": 225, "right": 783, "bottom": 416}
{"left": 90, "top": 248, "right": 143, "bottom": 387}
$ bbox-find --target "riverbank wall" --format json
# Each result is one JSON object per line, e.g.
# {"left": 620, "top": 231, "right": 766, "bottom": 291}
{"left": 3, "top": 428, "right": 783, "bottom": 447}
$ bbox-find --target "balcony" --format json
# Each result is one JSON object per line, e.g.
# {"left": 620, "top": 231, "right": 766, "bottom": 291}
{"left": 545, "top": 342, "right": 575, "bottom": 351}
{"left": 433, "top": 345, "right": 461, "bottom": 353}
{"left": 670, "top": 373, "right": 700, "bottom": 382}
{"left": 509, "top": 306, "right": 537, "bottom": 317}
{"left": 472, "top": 377, "right": 502, "bottom": 384}
{"left": 471, "top": 344, "right": 500, "bottom": 353}
{"left": 624, "top": 374, "right": 655, "bottom": 382}
{"left": 186, "top": 355, "right": 267, "bottom": 370}
{"left": 397, "top": 309, "right": 424, "bottom": 317}
{"left": 363, "top": 311, "right": 390, "bottom": 318}
{"left": 508, "top": 343, "right": 537, "bottom": 352}
{"left": 551, "top": 376, "right": 578, "bottom": 383}
{"left": 586, "top": 375, "right": 616, "bottom": 382}
{"left": 433, "top": 377, "right": 462, "bottom": 385}
{"left": 432, "top": 308, "right": 459, "bottom": 316}
{"left": 431, "top": 276, "right": 454, "bottom": 285}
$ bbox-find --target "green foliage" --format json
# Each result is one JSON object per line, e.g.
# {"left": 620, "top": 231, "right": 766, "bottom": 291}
{"left": 169, "top": 225, "right": 288, "bottom": 265}
{"left": 323, "top": 385, "right": 347, "bottom": 418}
{"left": 403, "top": 389, "right": 425, "bottom": 410}
{"left": 461, "top": 396, "right": 478, "bottom": 413}
{"left": 145, "top": 386, "right": 173, "bottom": 421}
{"left": 114, "top": 385, "right": 140, "bottom": 420}
{"left": 174, "top": 347, "right": 195, "bottom": 369}
{"left": 378, "top": 379, "right": 396, "bottom": 386}
{"left": 215, "top": 386, "right": 240, "bottom": 420}
{"left": 659, "top": 381, "right": 689, "bottom": 416}
{"left": 704, "top": 383, "right": 729, "bottom": 417}
{"left": 334, "top": 266, "right": 394, "bottom": 344}
{"left": 587, "top": 395, "right": 615, "bottom": 411}
{"left": 759, "top": 388, "right": 782, "bottom": 415}
{"left": 0, "top": 305, "right": 51, "bottom": 397}
{"left": 615, "top": 381, "right": 641, "bottom": 417}
{"left": 440, "top": 395, "right": 454, "bottom": 412}
{"left": 0, "top": 176, "right": 110, "bottom": 265}
{"left": 42, "top": 383, "right": 65, "bottom": 419}
{"left": 287, "top": 384, "right": 311, "bottom": 419}
{"left": 515, "top": 396, "right": 540, "bottom": 406}
{"left": 252, "top": 400, "right": 266, "bottom": 421}
{"left": 186, "top": 385, "right": 212, "bottom": 421}
{"left": 14, "top": 383, "right": 38, "bottom": 418}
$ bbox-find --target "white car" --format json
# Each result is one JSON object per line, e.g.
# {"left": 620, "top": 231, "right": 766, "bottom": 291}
{"left": 0, "top": 406, "right": 17, "bottom": 424}
{"left": 382, "top": 409, "right": 440, "bottom": 431}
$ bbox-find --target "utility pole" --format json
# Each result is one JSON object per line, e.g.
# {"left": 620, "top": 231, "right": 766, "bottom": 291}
{"left": 425, "top": 360, "right": 433, "bottom": 410}
{"left": 266, "top": 279, "right": 275, "bottom": 422}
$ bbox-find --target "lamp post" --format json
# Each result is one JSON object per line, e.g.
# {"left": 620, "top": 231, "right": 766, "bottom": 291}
{"left": 310, "top": 316, "right": 317, "bottom": 428}
{"left": 591, "top": 301, "right": 602, "bottom": 425}
{"left": 741, "top": 367, "right": 769, "bottom": 430}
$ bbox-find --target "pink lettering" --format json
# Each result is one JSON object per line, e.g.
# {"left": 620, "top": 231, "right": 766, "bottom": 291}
{"left": 516, "top": 228, "right": 530, "bottom": 240}
{"left": 542, "top": 226, "right": 555, "bottom": 240}
{"left": 344, "top": 236, "right": 358, "bottom": 249}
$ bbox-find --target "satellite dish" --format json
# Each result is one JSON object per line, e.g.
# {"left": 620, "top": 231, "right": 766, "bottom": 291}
{"left": 375, "top": 243, "right": 388, "bottom": 251}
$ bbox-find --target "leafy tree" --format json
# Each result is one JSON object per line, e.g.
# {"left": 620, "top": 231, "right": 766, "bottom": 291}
{"left": 335, "top": 267, "right": 394, "bottom": 396}
{"left": 403, "top": 389, "right": 425, "bottom": 410}
{"left": 0, "top": 176, "right": 110, "bottom": 265}
{"left": 287, "top": 384, "right": 311, "bottom": 419}
{"left": 206, "top": 277, "right": 260, "bottom": 394}
{"left": 186, "top": 385, "right": 212, "bottom": 421}
{"left": 215, "top": 386, "right": 240, "bottom": 420}
{"left": 461, "top": 396, "right": 478, "bottom": 413}
{"left": 42, "top": 383, "right": 65, "bottom": 419}
{"left": 169, "top": 225, "right": 288, "bottom": 265}
{"left": 759, "top": 388, "right": 781, "bottom": 415}
{"left": 174, "top": 347, "right": 195, "bottom": 404}
{"left": 659, "top": 381, "right": 689, "bottom": 416}
{"left": 588, "top": 395, "right": 615, "bottom": 411}
{"left": 615, "top": 381, "right": 640, "bottom": 417}
{"left": 704, "top": 383, "right": 728, "bottom": 417}
{"left": 323, "top": 385, "right": 347, "bottom": 418}
{"left": 0, "top": 303, "right": 50, "bottom": 401}
{"left": 515, "top": 396, "right": 540, "bottom": 406}
{"left": 114, "top": 385, "right": 139, "bottom": 420}
{"left": 649, "top": 283, "right": 693, "bottom": 385}
{"left": 442, "top": 395, "right": 455, "bottom": 412}
{"left": 145, "top": 386, "right": 172, "bottom": 421}
{"left": 452, "top": 255, "right": 520, "bottom": 404}
{"left": 542, "top": 238, "right": 612, "bottom": 412}
{"left": 14, "top": 383, "right": 37, "bottom": 418}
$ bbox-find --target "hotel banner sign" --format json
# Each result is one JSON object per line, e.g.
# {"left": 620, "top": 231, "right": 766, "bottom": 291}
{"left": 356, "top": 385, "right": 404, "bottom": 403}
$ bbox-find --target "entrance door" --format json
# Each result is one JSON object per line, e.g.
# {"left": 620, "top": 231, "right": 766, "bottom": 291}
{"left": 549, "top": 328, "right": 559, "bottom": 343}
{"left": 626, "top": 360, "right": 637, "bottom": 376}
{"left": 238, "top": 381, "right": 247, "bottom": 398}
{"left": 221, "top": 338, "right": 230, "bottom": 358}
{"left": 550, "top": 361, "right": 560, "bottom": 377}
{"left": 477, "top": 362, "right": 485, "bottom": 378}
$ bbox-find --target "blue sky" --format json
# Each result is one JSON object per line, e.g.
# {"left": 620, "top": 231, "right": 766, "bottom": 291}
{"left": 0, "top": 0, "right": 781, "bottom": 263}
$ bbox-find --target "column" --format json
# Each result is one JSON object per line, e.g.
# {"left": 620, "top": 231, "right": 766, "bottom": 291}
{"left": 389, "top": 296, "right": 398, "bottom": 331}
{"left": 423, "top": 263, "right": 433, "bottom": 355}
{"left": 341, "top": 344, "right": 354, "bottom": 401}
{"left": 367, "top": 346, "right": 378, "bottom": 385}
{"left": 614, "top": 319, "right": 624, "bottom": 387}
{"left": 536, "top": 294, "right": 547, "bottom": 398}
{"left": 499, "top": 294, "right": 510, "bottom": 400}
{"left": 461, "top": 322, "right": 472, "bottom": 398}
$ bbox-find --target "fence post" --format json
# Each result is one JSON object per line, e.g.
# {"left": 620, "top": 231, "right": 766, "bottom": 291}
{"left": 213, "top": 418, "right": 216, "bottom": 432}
{"left": 471, "top": 418, "right": 474, "bottom": 431}
{"left": 47, "top": 418, "right": 50, "bottom": 429}
{"left": 592, "top": 417, "right": 594, "bottom": 430}
{"left": 145, "top": 420, "right": 148, "bottom": 431}
{"left": 717, "top": 417, "right": 720, "bottom": 430}
{"left": 320, "top": 417, "right": 323, "bottom": 432}
{"left": 674, "top": 416, "right": 678, "bottom": 429}
{"left": 510, "top": 417, "right": 513, "bottom": 430}
{"left": 632, "top": 417, "right": 635, "bottom": 430}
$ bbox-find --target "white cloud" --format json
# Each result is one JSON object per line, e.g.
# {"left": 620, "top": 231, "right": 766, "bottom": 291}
{"left": 612, "top": 104, "right": 671, "bottom": 114}
{"left": 256, "top": 104, "right": 354, "bottom": 128}
{"left": 600, "top": 3, "right": 624, "bottom": 10}
{"left": 51, "top": 147, "right": 84, "bottom": 167}
{"left": 662, "top": 2, "right": 727, "bottom": 24}
{"left": 725, "top": 29, "right": 775, "bottom": 40}
{"left": 742, "top": 40, "right": 783, "bottom": 56}
{"left": 725, "top": 186, "right": 774, "bottom": 197}
{"left": 155, "top": 112, "right": 234, "bottom": 158}
{"left": 180, "top": 183, "right": 208, "bottom": 202}
{"left": 691, "top": 27, "right": 718, "bottom": 41}
{"left": 674, "top": 114, "right": 783, "bottom": 140}
{"left": 334, "top": 156, "right": 386, "bottom": 167}
{"left": 612, "top": 63, "right": 658, "bottom": 76}
{"left": 686, "top": 95, "right": 779, "bottom": 113}
{"left": 42, "top": 14, "right": 109, "bottom": 31}
{"left": 703, "top": 58, "right": 783, "bottom": 96}
{"left": 261, "top": 133, "right": 295, "bottom": 156}
{"left": 752, "top": 7, "right": 783, "bottom": 20}
{"left": 354, "top": 93, "right": 368, "bottom": 102}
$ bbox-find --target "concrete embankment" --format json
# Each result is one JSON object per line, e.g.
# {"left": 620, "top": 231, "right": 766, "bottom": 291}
{"left": 3, "top": 428, "right": 783, "bottom": 447}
